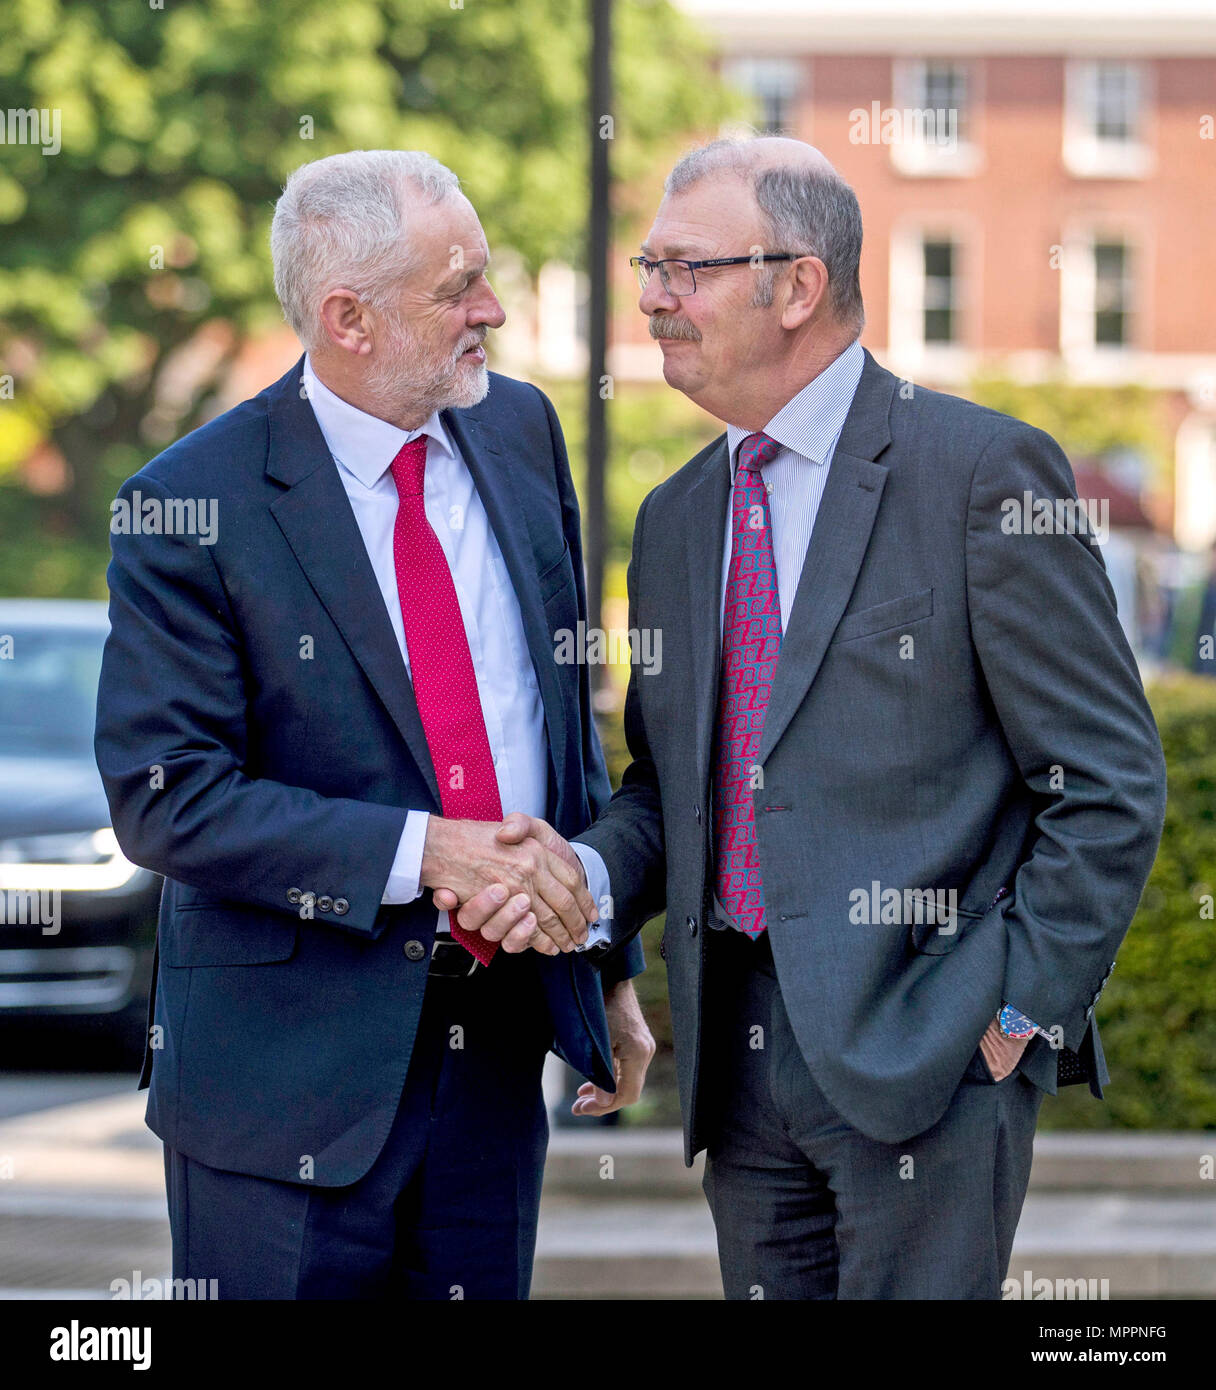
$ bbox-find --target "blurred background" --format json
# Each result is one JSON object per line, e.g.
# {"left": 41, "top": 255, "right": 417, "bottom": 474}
{"left": 1, "top": 0, "right": 1214, "bottom": 1298}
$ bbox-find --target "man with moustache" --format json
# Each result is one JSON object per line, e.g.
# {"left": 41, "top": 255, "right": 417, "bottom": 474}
{"left": 462, "top": 137, "right": 1166, "bottom": 1297}
{"left": 94, "top": 149, "right": 652, "bottom": 1300}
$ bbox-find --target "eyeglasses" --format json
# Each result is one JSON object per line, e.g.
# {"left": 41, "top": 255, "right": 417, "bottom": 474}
{"left": 629, "top": 253, "right": 801, "bottom": 296}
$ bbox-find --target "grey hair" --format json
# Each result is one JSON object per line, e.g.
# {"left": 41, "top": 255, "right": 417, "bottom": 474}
{"left": 270, "top": 150, "right": 462, "bottom": 351}
{"left": 665, "top": 138, "right": 865, "bottom": 331}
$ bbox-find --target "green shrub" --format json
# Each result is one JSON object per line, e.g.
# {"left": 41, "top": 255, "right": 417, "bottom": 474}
{"left": 1042, "top": 675, "right": 1216, "bottom": 1129}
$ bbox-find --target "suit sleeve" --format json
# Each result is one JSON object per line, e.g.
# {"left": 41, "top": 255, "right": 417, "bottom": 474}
{"left": 94, "top": 472, "right": 408, "bottom": 938}
{"left": 573, "top": 489, "right": 668, "bottom": 953}
{"left": 965, "top": 422, "right": 1167, "bottom": 1048}
{"left": 537, "top": 386, "right": 644, "bottom": 983}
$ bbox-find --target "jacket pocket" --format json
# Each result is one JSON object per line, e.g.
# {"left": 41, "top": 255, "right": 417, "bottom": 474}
{"left": 830, "top": 587, "right": 934, "bottom": 645}
{"left": 538, "top": 541, "right": 574, "bottom": 605}
{"left": 909, "top": 885, "right": 1010, "bottom": 956}
{"left": 164, "top": 901, "right": 300, "bottom": 967}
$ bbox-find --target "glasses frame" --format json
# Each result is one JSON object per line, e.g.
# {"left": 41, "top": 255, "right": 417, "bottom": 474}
{"left": 629, "top": 253, "right": 801, "bottom": 295}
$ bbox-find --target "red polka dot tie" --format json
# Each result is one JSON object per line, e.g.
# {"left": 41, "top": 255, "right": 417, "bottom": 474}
{"left": 390, "top": 435, "right": 501, "bottom": 965}
{"left": 714, "top": 432, "right": 783, "bottom": 937}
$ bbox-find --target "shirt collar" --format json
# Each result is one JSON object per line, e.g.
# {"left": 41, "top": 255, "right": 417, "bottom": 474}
{"left": 302, "top": 354, "right": 453, "bottom": 489}
{"left": 725, "top": 338, "right": 865, "bottom": 480}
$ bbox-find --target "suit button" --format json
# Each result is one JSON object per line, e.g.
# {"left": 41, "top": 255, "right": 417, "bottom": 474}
{"left": 299, "top": 891, "right": 316, "bottom": 910}
{"left": 317, "top": 896, "right": 334, "bottom": 912}
{"left": 286, "top": 888, "right": 302, "bottom": 905}
{"left": 332, "top": 898, "right": 349, "bottom": 915}
{"left": 404, "top": 939, "right": 426, "bottom": 962}
{"left": 686, "top": 914, "right": 698, "bottom": 936}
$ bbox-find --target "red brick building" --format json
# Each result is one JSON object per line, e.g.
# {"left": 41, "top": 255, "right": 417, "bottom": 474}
{"left": 603, "top": 1, "right": 1216, "bottom": 551}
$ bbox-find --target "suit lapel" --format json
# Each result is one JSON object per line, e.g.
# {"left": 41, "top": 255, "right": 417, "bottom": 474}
{"left": 757, "top": 349, "right": 897, "bottom": 764}
{"left": 266, "top": 359, "right": 442, "bottom": 808}
{"left": 442, "top": 404, "right": 571, "bottom": 810}
{"left": 757, "top": 448, "right": 888, "bottom": 764}
{"left": 684, "top": 438, "right": 731, "bottom": 797}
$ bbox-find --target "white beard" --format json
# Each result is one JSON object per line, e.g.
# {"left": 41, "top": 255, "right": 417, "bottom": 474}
{"left": 364, "top": 315, "right": 489, "bottom": 420}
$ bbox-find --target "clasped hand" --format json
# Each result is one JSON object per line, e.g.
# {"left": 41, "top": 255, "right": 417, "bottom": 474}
{"left": 423, "top": 811, "right": 597, "bottom": 956}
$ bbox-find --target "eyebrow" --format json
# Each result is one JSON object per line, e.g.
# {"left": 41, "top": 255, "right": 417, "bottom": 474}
{"left": 639, "top": 243, "right": 705, "bottom": 259}
{"left": 435, "top": 256, "right": 489, "bottom": 293}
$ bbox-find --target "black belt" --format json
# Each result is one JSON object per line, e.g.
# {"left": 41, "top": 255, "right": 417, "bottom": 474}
{"left": 709, "top": 918, "right": 776, "bottom": 973}
{"left": 429, "top": 938, "right": 484, "bottom": 978}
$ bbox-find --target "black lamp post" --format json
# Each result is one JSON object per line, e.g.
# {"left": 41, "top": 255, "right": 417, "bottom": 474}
{"left": 584, "top": 0, "right": 612, "bottom": 686}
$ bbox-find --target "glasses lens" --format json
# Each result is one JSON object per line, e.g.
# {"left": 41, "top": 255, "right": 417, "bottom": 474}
{"left": 633, "top": 258, "right": 650, "bottom": 291}
{"left": 665, "top": 261, "right": 695, "bottom": 295}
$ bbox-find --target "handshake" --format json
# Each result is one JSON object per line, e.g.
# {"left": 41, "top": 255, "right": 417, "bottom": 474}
{"left": 422, "top": 810, "right": 601, "bottom": 957}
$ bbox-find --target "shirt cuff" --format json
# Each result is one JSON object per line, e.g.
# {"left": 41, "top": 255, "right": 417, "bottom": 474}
{"left": 381, "top": 811, "right": 430, "bottom": 905}
{"left": 571, "top": 842, "right": 612, "bottom": 951}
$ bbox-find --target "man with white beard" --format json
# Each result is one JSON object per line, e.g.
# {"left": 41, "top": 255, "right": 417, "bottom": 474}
{"left": 94, "top": 150, "right": 652, "bottom": 1299}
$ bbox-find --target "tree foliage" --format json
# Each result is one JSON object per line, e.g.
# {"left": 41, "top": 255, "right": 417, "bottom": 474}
{"left": 0, "top": 0, "right": 735, "bottom": 595}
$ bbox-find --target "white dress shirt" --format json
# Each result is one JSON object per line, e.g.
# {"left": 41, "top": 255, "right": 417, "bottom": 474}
{"left": 302, "top": 356, "right": 609, "bottom": 946}
{"left": 721, "top": 338, "right": 865, "bottom": 627}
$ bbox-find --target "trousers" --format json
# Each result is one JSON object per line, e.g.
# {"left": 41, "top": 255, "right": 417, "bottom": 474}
{"left": 163, "top": 947, "right": 552, "bottom": 1300}
{"left": 700, "top": 925, "right": 1043, "bottom": 1299}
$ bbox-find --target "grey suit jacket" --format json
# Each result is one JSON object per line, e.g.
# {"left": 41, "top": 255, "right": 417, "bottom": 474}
{"left": 577, "top": 349, "right": 1167, "bottom": 1160}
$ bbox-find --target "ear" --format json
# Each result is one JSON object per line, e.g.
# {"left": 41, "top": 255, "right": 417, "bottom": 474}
{"left": 318, "top": 288, "right": 374, "bottom": 357}
{"left": 779, "top": 256, "right": 830, "bottom": 330}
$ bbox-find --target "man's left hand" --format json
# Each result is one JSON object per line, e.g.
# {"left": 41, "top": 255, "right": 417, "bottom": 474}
{"left": 979, "top": 1015, "right": 1029, "bottom": 1081}
{"left": 572, "top": 978, "right": 656, "bottom": 1117}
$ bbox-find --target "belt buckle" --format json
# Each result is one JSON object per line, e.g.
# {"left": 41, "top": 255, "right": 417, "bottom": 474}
{"left": 430, "top": 938, "right": 481, "bottom": 978}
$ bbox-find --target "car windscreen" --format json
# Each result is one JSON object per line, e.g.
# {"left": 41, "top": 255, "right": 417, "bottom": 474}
{"left": 0, "top": 625, "right": 106, "bottom": 759}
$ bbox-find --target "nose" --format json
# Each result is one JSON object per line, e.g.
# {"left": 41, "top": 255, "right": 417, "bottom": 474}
{"left": 639, "top": 269, "right": 679, "bottom": 316}
{"left": 471, "top": 277, "right": 506, "bottom": 330}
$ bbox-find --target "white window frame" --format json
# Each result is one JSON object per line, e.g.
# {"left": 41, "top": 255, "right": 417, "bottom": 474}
{"left": 888, "top": 219, "right": 978, "bottom": 377}
{"left": 1175, "top": 414, "right": 1216, "bottom": 552}
{"left": 1063, "top": 60, "right": 1154, "bottom": 179}
{"left": 889, "top": 59, "right": 983, "bottom": 178}
{"left": 1059, "top": 229, "right": 1139, "bottom": 361}
{"left": 721, "top": 58, "right": 805, "bottom": 137}
{"left": 535, "top": 261, "right": 587, "bottom": 378}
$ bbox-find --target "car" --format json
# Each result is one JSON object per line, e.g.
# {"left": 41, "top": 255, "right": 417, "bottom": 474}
{"left": 0, "top": 598, "right": 160, "bottom": 1064}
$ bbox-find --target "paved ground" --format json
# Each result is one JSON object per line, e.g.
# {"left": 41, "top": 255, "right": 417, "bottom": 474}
{"left": 1, "top": 1078, "right": 1213, "bottom": 1299}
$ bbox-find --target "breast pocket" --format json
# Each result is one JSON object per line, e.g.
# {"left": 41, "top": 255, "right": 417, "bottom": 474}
{"left": 830, "top": 587, "right": 934, "bottom": 645}
{"left": 538, "top": 542, "right": 574, "bottom": 606}
{"left": 164, "top": 901, "right": 299, "bottom": 967}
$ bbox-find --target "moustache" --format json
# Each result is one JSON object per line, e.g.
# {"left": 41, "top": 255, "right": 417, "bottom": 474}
{"left": 649, "top": 314, "right": 701, "bottom": 342}
{"left": 454, "top": 331, "right": 488, "bottom": 358}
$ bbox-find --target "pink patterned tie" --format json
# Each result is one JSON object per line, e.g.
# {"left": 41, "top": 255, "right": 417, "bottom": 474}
{"left": 714, "top": 432, "right": 783, "bottom": 938}
{"left": 390, "top": 435, "right": 501, "bottom": 965}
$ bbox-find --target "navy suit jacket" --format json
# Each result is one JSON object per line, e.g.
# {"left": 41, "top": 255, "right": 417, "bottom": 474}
{"left": 95, "top": 358, "right": 642, "bottom": 1187}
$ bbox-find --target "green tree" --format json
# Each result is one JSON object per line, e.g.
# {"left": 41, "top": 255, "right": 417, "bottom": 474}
{"left": 0, "top": 0, "right": 736, "bottom": 595}
{"left": 967, "top": 373, "right": 1171, "bottom": 479}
